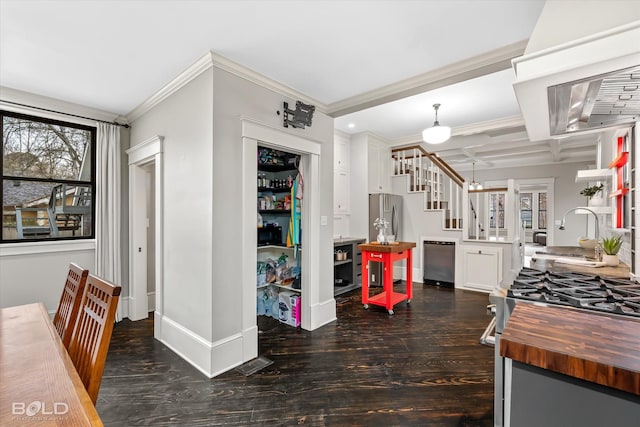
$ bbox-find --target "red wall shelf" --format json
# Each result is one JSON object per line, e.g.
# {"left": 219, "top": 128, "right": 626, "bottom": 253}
{"left": 609, "top": 188, "right": 630, "bottom": 198}
{"left": 609, "top": 137, "right": 628, "bottom": 228}
{"left": 608, "top": 151, "right": 629, "bottom": 169}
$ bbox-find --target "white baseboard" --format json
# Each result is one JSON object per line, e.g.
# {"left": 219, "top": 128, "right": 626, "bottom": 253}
{"left": 308, "top": 298, "right": 337, "bottom": 330}
{"left": 119, "top": 293, "right": 155, "bottom": 321}
{"left": 147, "top": 291, "right": 156, "bottom": 311}
{"left": 242, "top": 325, "right": 258, "bottom": 362}
{"left": 157, "top": 314, "right": 251, "bottom": 378}
{"left": 119, "top": 296, "right": 129, "bottom": 320}
{"left": 158, "top": 315, "right": 214, "bottom": 377}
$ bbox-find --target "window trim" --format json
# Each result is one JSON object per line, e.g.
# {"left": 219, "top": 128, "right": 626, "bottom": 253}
{"left": 1, "top": 110, "right": 97, "bottom": 243}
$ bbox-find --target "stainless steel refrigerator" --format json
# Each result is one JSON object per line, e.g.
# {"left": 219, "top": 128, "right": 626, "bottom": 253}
{"left": 368, "top": 193, "right": 402, "bottom": 286}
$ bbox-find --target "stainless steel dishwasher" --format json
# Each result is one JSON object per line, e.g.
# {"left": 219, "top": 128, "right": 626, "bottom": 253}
{"left": 423, "top": 240, "right": 455, "bottom": 288}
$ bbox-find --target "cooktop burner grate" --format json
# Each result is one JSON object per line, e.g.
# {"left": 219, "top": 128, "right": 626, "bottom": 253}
{"left": 509, "top": 268, "right": 640, "bottom": 318}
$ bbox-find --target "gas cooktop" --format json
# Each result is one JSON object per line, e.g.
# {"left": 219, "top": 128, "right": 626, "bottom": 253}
{"left": 508, "top": 268, "right": 640, "bottom": 318}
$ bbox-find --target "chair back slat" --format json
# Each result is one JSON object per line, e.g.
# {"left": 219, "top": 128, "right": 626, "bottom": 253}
{"left": 52, "top": 263, "right": 89, "bottom": 349}
{"left": 68, "top": 274, "right": 121, "bottom": 404}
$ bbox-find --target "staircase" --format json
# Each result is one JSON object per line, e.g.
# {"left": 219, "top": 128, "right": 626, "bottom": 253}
{"left": 391, "top": 145, "right": 464, "bottom": 231}
{"left": 391, "top": 145, "right": 518, "bottom": 243}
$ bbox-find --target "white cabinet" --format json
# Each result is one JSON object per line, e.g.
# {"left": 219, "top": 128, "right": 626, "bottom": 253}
{"left": 334, "top": 136, "right": 350, "bottom": 172}
{"left": 334, "top": 170, "right": 350, "bottom": 213}
{"left": 368, "top": 139, "right": 390, "bottom": 194}
{"left": 334, "top": 133, "right": 351, "bottom": 215}
{"left": 461, "top": 245, "right": 502, "bottom": 292}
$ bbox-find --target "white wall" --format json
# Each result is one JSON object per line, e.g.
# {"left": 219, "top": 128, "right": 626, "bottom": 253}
{"left": 0, "top": 242, "right": 95, "bottom": 313}
{"left": 128, "top": 54, "right": 334, "bottom": 377}
{"left": 211, "top": 65, "right": 335, "bottom": 333}
{"left": 130, "top": 70, "right": 214, "bottom": 343}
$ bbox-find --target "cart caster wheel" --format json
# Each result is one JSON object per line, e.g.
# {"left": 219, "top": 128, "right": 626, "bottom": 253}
{"left": 363, "top": 304, "right": 369, "bottom": 309}
{"left": 388, "top": 309, "right": 394, "bottom": 315}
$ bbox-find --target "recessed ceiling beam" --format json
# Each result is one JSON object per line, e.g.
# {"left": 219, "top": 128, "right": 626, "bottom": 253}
{"left": 327, "top": 40, "right": 528, "bottom": 117}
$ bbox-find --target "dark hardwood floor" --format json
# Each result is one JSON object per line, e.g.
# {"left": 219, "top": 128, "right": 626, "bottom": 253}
{"left": 97, "top": 284, "right": 495, "bottom": 426}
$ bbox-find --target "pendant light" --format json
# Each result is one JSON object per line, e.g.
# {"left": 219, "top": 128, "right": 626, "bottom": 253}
{"left": 422, "top": 103, "right": 451, "bottom": 144}
{"left": 469, "top": 162, "right": 482, "bottom": 190}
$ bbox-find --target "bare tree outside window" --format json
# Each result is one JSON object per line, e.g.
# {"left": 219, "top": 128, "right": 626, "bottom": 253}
{"left": 3, "top": 116, "right": 89, "bottom": 179}
{"left": 1, "top": 111, "right": 95, "bottom": 242}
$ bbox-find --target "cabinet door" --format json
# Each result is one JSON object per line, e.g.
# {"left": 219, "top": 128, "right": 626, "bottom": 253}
{"left": 334, "top": 170, "right": 350, "bottom": 213}
{"left": 368, "top": 141, "right": 390, "bottom": 193}
{"left": 461, "top": 245, "right": 502, "bottom": 292}
{"left": 334, "top": 137, "right": 350, "bottom": 172}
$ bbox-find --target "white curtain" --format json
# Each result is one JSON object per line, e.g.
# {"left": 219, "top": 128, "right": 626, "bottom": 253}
{"left": 95, "top": 123, "right": 123, "bottom": 321}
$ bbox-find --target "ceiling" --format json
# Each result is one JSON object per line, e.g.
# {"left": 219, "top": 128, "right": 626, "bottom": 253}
{"left": 0, "top": 0, "right": 600, "bottom": 172}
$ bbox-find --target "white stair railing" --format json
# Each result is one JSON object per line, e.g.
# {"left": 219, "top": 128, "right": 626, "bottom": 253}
{"left": 391, "top": 145, "right": 465, "bottom": 231}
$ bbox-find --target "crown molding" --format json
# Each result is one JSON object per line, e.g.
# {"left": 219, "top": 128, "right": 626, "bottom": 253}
{"left": 333, "top": 128, "right": 351, "bottom": 139}
{"left": 127, "top": 50, "right": 328, "bottom": 123}
{"left": 350, "top": 130, "right": 392, "bottom": 145}
{"left": 452, "top": 115, "right": 525, "bottom": 136}
{"left": 126, "top": 53, "right": 215, "bottom": 122}
{"left": 209, "top": 51, "right": 327, "bottom": 114}
{"left": 0, "top": 86, "right": 124, "bottom": 126}
{"left": 326, "top": 39, "right": 529, "bottom": 118}
{"left": 389, "top": 134, "right": 422, "bottom": 147}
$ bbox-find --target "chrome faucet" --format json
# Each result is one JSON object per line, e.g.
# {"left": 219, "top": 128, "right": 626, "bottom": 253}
{"left": 559, "top": 207, "right": 600, "bottom": 248}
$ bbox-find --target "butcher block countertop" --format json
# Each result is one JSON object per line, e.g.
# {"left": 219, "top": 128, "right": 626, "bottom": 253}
{"left": 358, "top": 242, "right": 416, "bottom": 253}
{"left": 357, "top": 241, "right": 416, "bottom": 253}
{"left": 500, "top": 303, "right": 640, "bottom": 395}
{"left": 530, "top": 246, "right": 630, "bottom": 278}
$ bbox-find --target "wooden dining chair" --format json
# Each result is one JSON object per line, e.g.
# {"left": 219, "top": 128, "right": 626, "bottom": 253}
{"left": 52, "top": 263, "right": 89, "bottom": 349}
{"left": 68, "top": 274, "right": 122, "bottom": 404}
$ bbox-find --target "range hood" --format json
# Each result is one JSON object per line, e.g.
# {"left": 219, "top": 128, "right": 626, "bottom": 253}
{"left": 512, "top": 21, "right": 640, "bottom": 142}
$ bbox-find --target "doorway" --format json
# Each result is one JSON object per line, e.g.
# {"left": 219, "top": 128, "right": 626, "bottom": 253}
{"left": 516, "top": 178, "right": 554, "bottom": 268}
{"left": 241, "top": 120, "right": 322, "bottom": 364}
{"left": 127, "top": 136, "right": 163, "bottom": 339}
{"left": 257, "top": 146, "right": 302, "bottom": 332}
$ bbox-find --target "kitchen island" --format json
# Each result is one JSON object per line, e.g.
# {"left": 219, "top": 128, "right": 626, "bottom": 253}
{"left": 529, "top": 245, "right": 630, "bottom": 278}
{"left": 500, "top": 303, "right": 640, "bottom": 426}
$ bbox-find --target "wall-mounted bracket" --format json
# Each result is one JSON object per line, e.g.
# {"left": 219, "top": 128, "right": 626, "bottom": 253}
{"left": 283, "top": 101, "right": 315, "bottom": 129}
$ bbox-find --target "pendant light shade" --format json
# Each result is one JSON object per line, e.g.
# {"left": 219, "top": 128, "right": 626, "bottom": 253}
{"left": 469, "top": 161, "right": 483, "bottom": 190}
{"left": 422, "top": 103, "right": 451, "bottom": 144}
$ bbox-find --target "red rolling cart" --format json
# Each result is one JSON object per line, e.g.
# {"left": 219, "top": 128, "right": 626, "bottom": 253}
{"left": 358, "top": 241, "right": 416, "bottom": 315}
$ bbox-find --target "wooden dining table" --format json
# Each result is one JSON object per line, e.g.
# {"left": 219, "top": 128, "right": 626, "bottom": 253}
{"left": 0, "top": 303, "right": 103, "bottom": 426}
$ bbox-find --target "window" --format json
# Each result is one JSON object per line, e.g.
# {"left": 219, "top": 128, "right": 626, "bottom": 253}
{"left": 520, "top": 192, "right": 533, "bottom": 229}
{"left": 489, "top": 193, "right": 505, "bottom": 229}
{"left": 538, "top": 192, "right": 547, "bottom": 229}
{"left": 1, "top": 111, "right": 96, "bottom": 242}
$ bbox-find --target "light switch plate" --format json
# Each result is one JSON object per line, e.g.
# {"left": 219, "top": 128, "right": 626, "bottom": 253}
{"left": 320, "top": 215, "right": 328, "bottom": 226}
